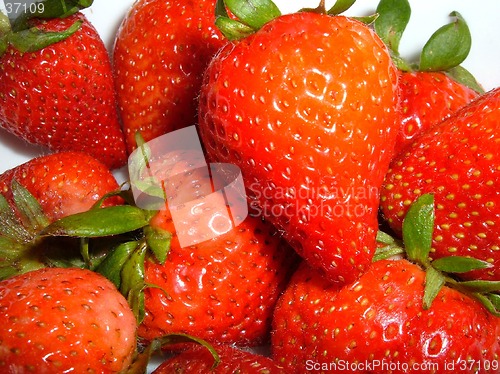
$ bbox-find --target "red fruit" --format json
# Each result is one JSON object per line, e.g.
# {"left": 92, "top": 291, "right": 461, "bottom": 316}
{"left": 0, "top": 13, "right": 127, "bottom": 169}
{"left": 198, "top": 11, "right": 399, "bottom": 285}
{"left": 271, "top": 260, "right": 500, "bottom": 373}
{"left": 0, "top": 151, "right": 122, "bottom": 222}
{"left": 153, "top": 343, "right": 285, "bottom": 373}
{"left": 0, "top": 267, "right": 137, "bottom": 373}
{"left": 380, "top": 87, "right": 500, "bottom": 281}
{"left": 140, "top": 209, "right": 297, "bottom": 347}
{"left": 113, "top": 0, "right": 226, "bottom": 152}
{"left": 395, "top": 71, "right": 479, "bottom": 155}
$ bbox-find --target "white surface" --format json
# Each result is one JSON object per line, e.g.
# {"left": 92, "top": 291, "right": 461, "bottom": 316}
{"left": 1, "top": 0, "right": 499, "bottom": 175}
{"left": 1, "top": 1, "right": 499, "bottom": 371}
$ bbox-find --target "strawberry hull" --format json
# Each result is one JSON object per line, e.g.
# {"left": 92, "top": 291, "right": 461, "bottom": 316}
{"left": 198, "top": 13, "right": 399, "bottom": 285}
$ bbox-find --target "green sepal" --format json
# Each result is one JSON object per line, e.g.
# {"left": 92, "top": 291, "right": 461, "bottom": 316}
{"left": 41, "top": 205, "right": 150, "bottom": 238}
{"left": 471, "top": 293, "right": 500, "bottom": 317}
{"left": 222, "top": 0, "right": 280, "bottom": 30}
{"left": 446, "top": 65, "right": 485, "bottom": 94}
{"left": 94, "top": 241, "right": 138, "bottom": 288}
{"left": 419, "top": 11, "right": 471, "bottom": 72}
{"left": 373, "top": 230, "right": 404, "bottom": 262}
{"left": 423, "top": 266, "right": 445, "bottom": 309}
{"left": 352, "top": 14, "right": 379, "bottom": 26}
{"left": 374, "top": 0, "right": 411, "bottom": 55}
{"left": 432, "top": 256, "right": 492, "bottom": 274}
{"left": 6, "top": 20, "right": 82, "bottom": 53}
{"left": 0, "top": 193, "right": 33, "bottom": 242}
{"left": 456, "top": 280, "right": 500, "bottom": 294}
{"left": 326, "top": 0, "right": 356, "bottom": 15}
{"left": 121, "top": 242, "right": 147, "bottom": 323}
{"left": 152, "top": 333, "right": 221, "bottom": 369}
{"left": 11, "top": 180, "right": 50, "bottom": 233}
{"left": 144, "top": 226, "right": 171, "bottom": 265}
{"left": 11, "top": 0, "right": 93, "bottom": 32}
{"left": 215, "top": 0, "right": 280, "bottom": 40}
{"left": 402, "top": 193, "right": 435, "bottom": 266}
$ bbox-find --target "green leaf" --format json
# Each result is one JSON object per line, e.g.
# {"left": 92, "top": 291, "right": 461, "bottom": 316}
{"left": 215, "top": 15, "right": 257, "bottom": 41}
{"left": 327, "top": 0, "right": 357, "bottom": 15}
{"left": 121, "top": 242, "right": 147, "bottom": 323}
{"left": 472, "top": 293, "right": 500, "bottom": 317}
{"left": 374, "top": 0, "right": 411, "bottom": 55}
{"left": 352, "top": 14, "right": 379, "bottom": 26}
{"left": 0, "top": 194, "right": 33, "bottom": 242}
{"left": 41, "top": 206, "right": 149, "bottom": 238}
{"left": 154, "top": 333, "right": 220, "bottom": 369}
{"left": 7, "top": 20, "right": 82, "bottom": 53}
{"left": 423, "top": 266, "right": 445, "bottom": 309}
{"left": 432, "top": 256, "right": 492, "bottom": 273}
{"left": 458, "top": 280, "right": 500, "bottom": 294}
{"left": 419, "top": 11, "right": 471, "bottom": 71}
{"left": 94, "top": 241, "right": 138, "bottom": 288}
{"left": 402, "top": 194, "right": 435, "bottom": 265}
{"left": 11, "top": 180, "right": 50, "bottom": 233}
{"left": 222, "top": 0, "right": 281, "bottom": 30}
{"left": 446, "top": 65, "right": 485, "bottom": 94}
{"left": 144, "top": 226, "right": 171, "bottom": 265}
{"left": 372, "top": 244, "right": 405, "bottom": 262}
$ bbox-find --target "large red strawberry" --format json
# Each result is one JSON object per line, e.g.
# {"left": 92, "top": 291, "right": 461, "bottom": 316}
{"left": 0, "top": 267, "right": 137, "bottom": 373}
{"left": 197, "top": 3, "right": 400, "bottom": 285}
{"left": 153, "top": 343, "right": 285, "bottom": 373}
{"left": 0, "top": 151, "right": 123, "bottom": 279}
{"left": 0, "top": 11, "right": 127, "bottom": 169}
{"left": 0, "top": 151, "right": 122, "bottom": 222}
{"left": 374, "top": 0, "right": 481, "bottom": 156}
{"left": 380, "top": 87, "right": 500, "bottom": 281}
{"left": 113, "top": 0, "right": 227, "bottom": 152}
{"left": 271, "top": 259, "right": 500, "bottom": 373}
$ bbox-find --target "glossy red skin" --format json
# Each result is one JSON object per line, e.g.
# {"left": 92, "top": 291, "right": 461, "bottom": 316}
{"left": 0, "top": 151, "right": 122, "bottom": 222}
{"left": 153, "top": 344, "right": 286, "bottom": 373}
{"left": 113, "top": 0, "right": 226, "bottom": 153}
{"left": 0, "top": 267, "right": 137, "bottom": 373}
{"left": 395, "top": 71, "right": 479, "bottom": 156}
{"left": 198, "top": 13, "right": 399, "bottom": 285}
{"left": 381, "top": 87, "right": 500, "bottom": 281}
{"left": 271, "top": 260, "right": 500, "bottom": 373}
{"left": 140, "top": 209, "right": 298, "bottom": 347}
{"left": 0, "top": 13, "right": 127, "bottom": 169}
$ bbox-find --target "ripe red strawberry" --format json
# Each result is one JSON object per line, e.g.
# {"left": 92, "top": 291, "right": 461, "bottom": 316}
{"left": 374, "top": 0, "right": 481, "bottom": 156}
{"left": 153, "top": 343, "right": 285, "bottom": 373}
{"left": 271, "top": 259, "right": 500, "bottom": 373}
{"left": 0, "top": 151, "right": 122, "bottom": 223}
{"left": 395, "top": 71, "right": 479, "bottom": 155}
{"left": 139, "top": 208, "right": 297, "bottom": 347}
{"left": 0, "top": 267, "right": 137, "bottom": 373}
{"left": 197, "top": 5, "right": 400, "bottom": 285}
{"left": 380, "top": 87, "right": 500, "bottom": 281}
{"left": 0, "top": 12, "right": 127, "bottom": 169}
{"left": 113, "top": 0, "right": 226, "bottom": 152}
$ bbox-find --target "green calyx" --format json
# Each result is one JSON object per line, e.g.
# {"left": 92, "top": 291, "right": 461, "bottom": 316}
{"left": 373, "top": 0, "right": 484, "bottom": 93}
{"left": 376, "top": 194, "right": 500, "bottom": 316}
{"left": 0, "top": 0, "right": 93, "bottom": 57}
{"left": 215, "top": 0, "right": 361, "bottom": 41}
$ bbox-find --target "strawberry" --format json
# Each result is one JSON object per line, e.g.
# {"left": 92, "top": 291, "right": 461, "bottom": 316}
{"left": 0, "top": 267, "right": 137, "bottom": 373}
{"left": 0, "top": 11, "right": 127, "bottom": 169}
{"left": 197, "top": 2, "right": 400, "bottom": 285}
{"left": 374, "top": 0, "right": 482, "bottom": 156}
{"left": 139, "top": 211, "right": 297, "bottom": 347}
{"left": 113, "top": 0, "right": 226, "bottom": 152}
{"left": 271, "top": 259, "right": 500, "bottom": 374}
{"left": 0, "top": 151, "right": 122, "bottom": 223}
{"left": 153, "top": 343, "right": 286, "bottom": 373}
{"left": 380, "top": 87, "right": 500, "bottom": 281}
{"left": 0, "top": 151, "right": 123, "bottom": 279}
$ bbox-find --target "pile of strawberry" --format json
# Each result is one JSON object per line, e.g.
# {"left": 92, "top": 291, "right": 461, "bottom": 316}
{"left": 0, "top": 0, "right": 499, "bottom": 372}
